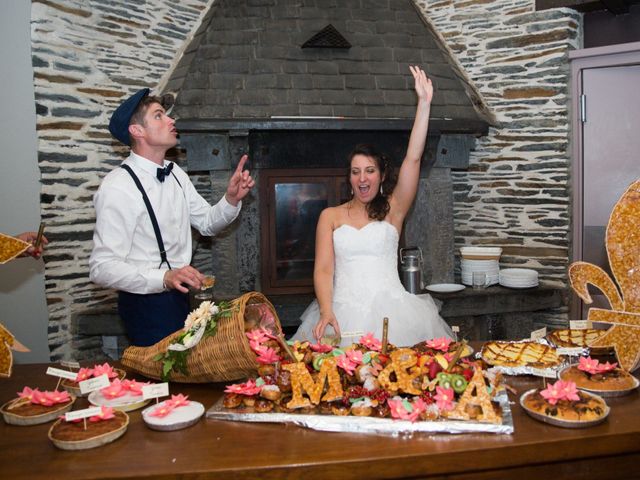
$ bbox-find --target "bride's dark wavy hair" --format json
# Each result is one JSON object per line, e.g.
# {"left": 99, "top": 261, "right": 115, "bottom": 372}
{"left": 347, "top": 144, "right": 397, "bottom": 221}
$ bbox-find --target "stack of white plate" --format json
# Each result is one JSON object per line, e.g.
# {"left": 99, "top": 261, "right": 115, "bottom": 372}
{"left": 499, "top": 268, "right": 538, "bottom": 288}
{"left": 461, "top": 259, "right": 500, "bottom": 286}
{"left": 460, "top": 247, "right": 502, "bottom": 286}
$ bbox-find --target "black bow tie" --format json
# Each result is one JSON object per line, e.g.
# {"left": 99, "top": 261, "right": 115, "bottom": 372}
{"left": 156, "top": 162, "right": 174, "bottom": 183}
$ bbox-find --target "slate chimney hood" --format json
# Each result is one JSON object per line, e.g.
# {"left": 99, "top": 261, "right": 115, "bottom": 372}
{"left": 166, "top": 0, "right": 495, "bottom": 137}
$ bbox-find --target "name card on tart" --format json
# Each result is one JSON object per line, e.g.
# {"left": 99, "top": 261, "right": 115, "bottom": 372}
{"left": 530, "top": 327, "right": 547, "bottom": 341}
{"left": 60, "top": 360, "right": 81, "bottom": 369}
{"left": 46, "top": 367, "right": 79, "bottom": 381}
{"left": 79, "top": 374, "right": 110, "bottom": 395}
{"left": 556, "top": 347, "right": 586, "bottom": 357}
{"left": 142, "top": 383, "right": 169, "bottom": 401}
{"left": 65, "top": 406, "right": 103, "bottom": 422}
{"left": 529, "top": 367, "right": 559, "bottom": 379}
{"left": 569, "top": 320, "right": 592, "bottom": 330}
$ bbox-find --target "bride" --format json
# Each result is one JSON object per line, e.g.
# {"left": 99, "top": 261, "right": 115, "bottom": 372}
{"left": 291, "top": 66, "right": 453, "bottom": 347}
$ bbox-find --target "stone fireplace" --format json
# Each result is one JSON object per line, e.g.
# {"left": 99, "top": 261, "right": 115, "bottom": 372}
{"left": 165, "top": 0, "right": 494, "bottom": 329}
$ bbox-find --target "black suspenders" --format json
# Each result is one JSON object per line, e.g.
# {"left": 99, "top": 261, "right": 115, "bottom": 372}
{"left": 121, "top": 164, "right": 181, "bottom": 270}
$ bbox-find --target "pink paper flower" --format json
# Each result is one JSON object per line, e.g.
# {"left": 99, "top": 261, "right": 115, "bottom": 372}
{"left": 249, "top": 339, "right": 269, "bottom": 355}
{"left": 578, "top": 356, "right": 601, "bottom": 375}
{"left": 387, "top": 398, "right": 425, "bottom": 422}
{"left": 387, "top": 398, "right": 408, "bottom": 420}
{"left": 100, "top": 379, "right": 127, "bottom": 399}
{"left": 90, "top": 406, "right": 115, "bottom": 422}
{"left": 426, "top": 337, "right": 452, "bottom": 352}
{"left": 17, "top": 386, "right": 36, "bottom": 401}
{"left": 121, "top": 379, "right": 149, "bottom": 396}
{"left": 557, "top": 380, "right": 580, "bottom": 402}
{"left": 336, "top": 354, "right": 357, "bottom": 375}
{"left": 434, "top": 386, "right": 455, "bottom": 412}
{"left": 578, "top": 356, "right": 619, "bottom": 375}
{"left": 149, "top": 402, "right": 176, "bottom": 418}
{"left": 92, "top": 363, "right": 118, "bottom": 379}
{"left": 224, "top": 380, "right": 261, "bottom": 396}
{"left": 359, "top": 333, "right": 382, "bottom": 352}
{"left": 246, "top": 329, "right": 270, "bottom": 344}
{"left": 310, "top": 343, "right": 334, "bottom": 353}
{"left": 406, "top": 398, "right": 427, "bottom": 422}
{"left": 44, "top": 390, "right": 71, "bottom": 405}
{"left": 32, "top": 389, "right": 54, "bottom": 406}
{"left": 167, "top": 394, "right": 190, "bottom": 408}
{"left": 255, "top": 347, "right": 281, "bottom": 365}
{"left": 540, "top": 380, "right": 580, "bottom": 405}
{"left": 598, "top": 361, "right": 618, "bottom": 373}
{"left": 75, "top": 367, "right": 94, "bottom": 382}
{"left": 346, "top": 349, "right": 363, "bottom": 366}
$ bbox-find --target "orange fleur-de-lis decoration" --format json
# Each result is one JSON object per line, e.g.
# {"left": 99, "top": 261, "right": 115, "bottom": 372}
{"left": 569, "top": 179, "right": 640, "bottom": 371}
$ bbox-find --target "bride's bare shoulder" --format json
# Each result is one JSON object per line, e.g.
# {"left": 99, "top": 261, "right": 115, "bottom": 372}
{"left": 319, "top": 204, "right": 348, "bottom": 229}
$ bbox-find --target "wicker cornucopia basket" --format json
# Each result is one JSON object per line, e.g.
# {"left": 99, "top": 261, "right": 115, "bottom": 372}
{"left": 121, "top": 291, "right": 281, "bottom": 383}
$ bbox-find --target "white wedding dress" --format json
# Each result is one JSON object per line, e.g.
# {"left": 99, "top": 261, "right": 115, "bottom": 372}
{"left": 291, "top": 221, "right": 453, "bottom": 347}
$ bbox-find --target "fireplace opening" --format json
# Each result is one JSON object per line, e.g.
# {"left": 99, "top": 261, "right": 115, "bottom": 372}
{"left": 260, "top": 168, "right": 349, "bottom": 295}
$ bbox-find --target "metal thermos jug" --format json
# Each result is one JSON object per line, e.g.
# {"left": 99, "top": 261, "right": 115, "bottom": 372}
{"left": 400, "top": 247, "right": 423, "bottom": 294}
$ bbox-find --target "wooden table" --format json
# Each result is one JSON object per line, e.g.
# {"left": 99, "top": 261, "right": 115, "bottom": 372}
{"left": 1, "top": 363, "right": 639, "bottom": 480}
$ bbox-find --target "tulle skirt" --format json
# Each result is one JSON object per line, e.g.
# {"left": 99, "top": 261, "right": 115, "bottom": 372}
{"left": 291, "top": 290, "right": 452, "bottom": 348}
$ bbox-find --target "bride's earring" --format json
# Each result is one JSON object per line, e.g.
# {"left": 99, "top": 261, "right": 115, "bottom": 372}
{"left": 350, "top": 188, "right": 354, "bottom": 196}
{"left": 379, "top": 184, "right": 383, "bottom": 195}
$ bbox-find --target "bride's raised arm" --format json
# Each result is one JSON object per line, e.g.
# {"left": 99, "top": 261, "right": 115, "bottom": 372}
{"left": 389, "top": 66, "right": 434, "bottom": 225}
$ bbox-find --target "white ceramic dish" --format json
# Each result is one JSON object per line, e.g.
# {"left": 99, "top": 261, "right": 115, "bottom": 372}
{"left": 88, "top": 390, "right": 150, "bottom": 412}
{"left": 142, "top": 401, "right": 205, "bottom": 431}
{"left": 425, "top": 283, "right": 466, "bottom": 293}
{"left": 460, "top": 247, "right": 502, "bottom": 255}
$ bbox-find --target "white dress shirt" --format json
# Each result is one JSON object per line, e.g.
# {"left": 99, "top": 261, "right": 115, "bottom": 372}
{"left": 90, "top": 152, "right": 240, "bottom": 294}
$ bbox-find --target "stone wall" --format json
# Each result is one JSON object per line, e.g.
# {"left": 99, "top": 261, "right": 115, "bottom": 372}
{"left": 31, "top": 0, "right": 213, "bottom": 360}
{"left": 31, "top": 0, "right": 580, "bottom": 360}
{"left": 416, "top": 0, "right": 581, "bottom": 328}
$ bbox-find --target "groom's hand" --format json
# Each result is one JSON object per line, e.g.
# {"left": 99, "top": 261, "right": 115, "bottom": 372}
{"left": 225, "top": 155, "right": 255, "bottom": 206}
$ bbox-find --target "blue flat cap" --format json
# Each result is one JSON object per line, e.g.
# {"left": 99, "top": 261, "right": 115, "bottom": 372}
{"left": 109, "top": 88, "right": 150, "bottom": 146}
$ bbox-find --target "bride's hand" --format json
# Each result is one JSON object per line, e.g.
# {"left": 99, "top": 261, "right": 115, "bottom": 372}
{"left": 313, "top": 312, "right": 341, "bottom": 342}
{"left": 409, "top": 65, "right": 433, "bottom": 104}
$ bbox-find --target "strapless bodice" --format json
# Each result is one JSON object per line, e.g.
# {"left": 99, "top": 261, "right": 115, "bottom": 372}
{"left": 332, "top": 221, "right": 404, "bottom": 304}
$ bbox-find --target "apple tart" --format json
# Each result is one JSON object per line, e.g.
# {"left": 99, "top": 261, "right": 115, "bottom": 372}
{"left": 481, "top": 341, "right": 562, "bottom": 369}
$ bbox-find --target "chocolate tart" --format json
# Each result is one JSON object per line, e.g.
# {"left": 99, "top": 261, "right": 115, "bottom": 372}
{"left": 61, "top": 368, "right": 126, "bottom": 398}
{"left": 48, "top": 410, "right": 129, "bottom": 450}
{"left": 559, "top": 365, "right": 639, "bottom": 397}
{"left": 141, "top": 401, "right": 205, "bottom": 431}
{"left": 1, "top": 394, "right": 76, "bottom": 426}
{"left": 519, "top": 388, "right": 609, "bottom": 428}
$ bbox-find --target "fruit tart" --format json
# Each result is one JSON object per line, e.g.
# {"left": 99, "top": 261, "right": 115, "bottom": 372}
{"left": 559, "top": 357, "right": 639, "bottom": 396}
{"left": 61, "top": 362, "right": 126, "bottom": 397}
{"left": 1, "top": 387, "right": 75, "bottom": 426}
{"left": 48, "top": 407, "right": 128, "bottom": 450}
{"left": 520, "top": 379, "right": 609, "bottom": 427}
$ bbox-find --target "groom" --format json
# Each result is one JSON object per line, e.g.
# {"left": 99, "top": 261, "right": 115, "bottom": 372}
{"left": 90, "top": 88, "right": 254, "bottom": 346}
